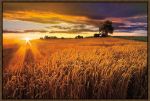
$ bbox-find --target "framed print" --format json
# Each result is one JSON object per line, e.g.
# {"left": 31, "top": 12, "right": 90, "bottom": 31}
{"left": 1, "top": 0, "right": 149, "bottom": 100}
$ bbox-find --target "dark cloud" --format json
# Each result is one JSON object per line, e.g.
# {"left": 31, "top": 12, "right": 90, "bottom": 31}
{"left": 3, "top": 30, "right": 23, "bottom": 33}
{"left": 69, "top": 28, "right": 96, "bottom": 33}
{"left": 115, "top": 29, "right": 132, "bottom": 33}
{"left": 3, "top": 3, "right": 147, "bottom": 18}
{"left": 72, "top": 24, "right": 86, "bottom": 29}
{"left": 3, "top": 2, "right": 147, "bottom": 35}
{"left": 126, "top": 16, "right": 147, "bottom": 23}
{"left": 49, "top": 31, "right": 69, "bottom": 33}
{"left": 116, "top": 24, "right": 147, "bottom": 33}
{"left": 113, "top": 22, "right": 126, "bottom": 29}
{"left": 3, "top": 29, "right": 48, "bottom": 33}
{"left": 50, "top": 24, "right": 90, "bottom": 30}
{"left": 49, "top": 28, "right": 97, "bottom": 33}
{"left": 23, "top": 29, "right": 48, "bottom": 33}
{"left": 50, "top": 26, "right": 71, "bottom": 30}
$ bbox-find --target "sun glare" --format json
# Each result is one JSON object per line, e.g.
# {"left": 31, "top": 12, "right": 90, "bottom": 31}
{"left": 24, "top": 37, "right": 31, "bottom": 46}
{"left": 25, "top": 37, "right": 30, "bottom": 42}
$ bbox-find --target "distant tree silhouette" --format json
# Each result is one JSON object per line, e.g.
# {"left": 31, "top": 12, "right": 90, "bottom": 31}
{"left": 85, "top": 36, "right": 93, "bottom": 38}
{"left": 61, "top": 37, "right": 64, "bottom": 39}
{"left": 44, "top": 35, "right": 57, "bottom": 39}
{"left": 40, "top": 37, "right": 44, "bottom": 39}
{"left": 75, "top": 35, "right": 83, "bottom": 39}
{"left": 44, "top": 35, "right": 49, "bottom": 39}
{"left": 99, "top": 20, "right": 114, "bottom": 37}
{"left": 94, "top": 34, "right": 101, "bottom": 37}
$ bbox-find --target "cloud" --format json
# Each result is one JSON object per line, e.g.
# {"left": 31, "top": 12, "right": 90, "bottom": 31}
{"left": 3, "top": 2, "right": 147, "bottom": 36}
{"left": 69, "top": 28, "right": 97, "bottom": 33}
{"left": 3, "top": 30, "right": 23, "bottom": 33}
{"left": 3, "top": 3, "right": 147, "bottom": 25}
{"left": 50, "top": 25, "right": 71, "bottom": 30}
{"left": 113, "top": 30, "right": 147, "bottom": 36}
{"left": 126, "top": 15, "right": 147, "bottom": 23}
{"left": 23, "top": 29, "right": 48, "bottom": 33}
{"left": 48, "top": 24, "right": 97, "bottom": 33}
{"left": 3, "top": 10, "right": 100, "bottom": 26}
{"left": 3, "top": 29, "right": 48, "bottom": 33}
{"left": 49, "top": 27, "right": 97, "bottom": 33}
{"left": 3, "top": 3, "right": 147, "bottom": 18}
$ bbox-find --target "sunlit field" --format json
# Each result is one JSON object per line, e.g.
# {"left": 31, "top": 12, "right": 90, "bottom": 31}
{"left": 3, "top": 38, "right": 147, "bottom": 99}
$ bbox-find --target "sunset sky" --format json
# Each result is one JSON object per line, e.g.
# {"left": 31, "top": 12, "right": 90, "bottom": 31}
{"left": 3, "top": 2, "right": 147, "bottom": 39}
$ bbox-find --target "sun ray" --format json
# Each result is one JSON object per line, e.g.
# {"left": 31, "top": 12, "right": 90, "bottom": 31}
{"left": 6, "top": 46, "right": 26, "bottom": 73}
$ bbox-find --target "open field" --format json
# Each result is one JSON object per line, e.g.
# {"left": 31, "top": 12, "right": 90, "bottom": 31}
{"left": 111, "top": 36, "right": 147, "bottom": 42}
{"left": 3, "top": 38, "right": 147, "bottom": 99}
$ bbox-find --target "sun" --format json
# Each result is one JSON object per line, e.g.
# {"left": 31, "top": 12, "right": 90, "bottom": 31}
{"left": 25, "top": 38, "right": 30, "bottom": 42}
{"left": 25, "top": 37, "right": 30, "bottom": 42}
{"left": 24, "top": 37, "right": 31, "bottom": 46}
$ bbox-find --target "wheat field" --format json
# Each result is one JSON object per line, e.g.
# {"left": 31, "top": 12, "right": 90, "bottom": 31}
{"left": 2, "top": 38, "right": 147, "bottom": 99}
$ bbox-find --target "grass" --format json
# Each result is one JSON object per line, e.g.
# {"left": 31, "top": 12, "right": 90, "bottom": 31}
{"left": 111, "top": 36, "right": 147, "bottom": 42}
{"left": 3, "top": 38, "right": 147, "bottom": 99}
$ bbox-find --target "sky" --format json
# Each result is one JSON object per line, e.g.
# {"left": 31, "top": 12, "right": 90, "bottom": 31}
{"left": 3, "top": 2, "right": 148, "bottom": 39}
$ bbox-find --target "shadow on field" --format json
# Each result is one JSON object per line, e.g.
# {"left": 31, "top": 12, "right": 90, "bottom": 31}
{"left": 127, "top": 66, "right": 148, "bottom": 99}
{"left": 24, "top": 48, "right": 35, "bottom": 65}
{"left": 3, "top": 46, "right": 19, "bottom": 68}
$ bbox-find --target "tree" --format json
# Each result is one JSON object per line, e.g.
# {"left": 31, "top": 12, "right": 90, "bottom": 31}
{"left": 94, "top": 34, "right": 101, "bottom": 37}
{"left": 44, "top": 35, "right": 57, "bottom": 39}
{"left": 75, "top": 35, "right": 83, "bottom": 39}
{"left": 99, "top": 20, "right": 114, "bottom": 37}
{"left": 40, "top": 37, "right": 44, "bottom": 39}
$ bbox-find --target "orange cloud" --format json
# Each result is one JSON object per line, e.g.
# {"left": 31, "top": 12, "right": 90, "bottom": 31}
{"left": 3, "top": 11, "right": 91, "bottom": 24}
{"left": 4, "top": 10, "right": 124, "bottom": 26}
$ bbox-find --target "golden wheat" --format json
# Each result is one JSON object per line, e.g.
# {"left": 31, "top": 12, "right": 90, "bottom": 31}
{"left": 3, "top": 38, "right": 147, "bottom": 99}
